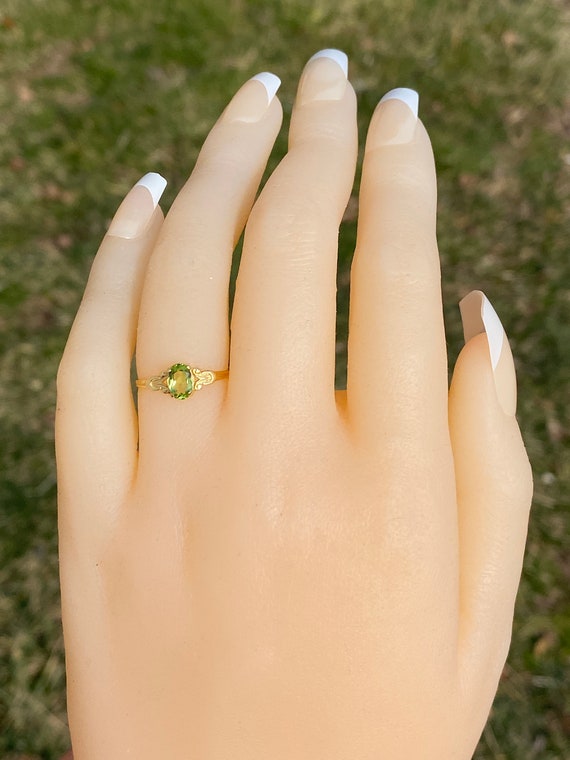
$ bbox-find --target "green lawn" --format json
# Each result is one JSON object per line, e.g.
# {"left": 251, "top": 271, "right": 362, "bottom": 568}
{"left": 1, "top": 0, "right": 569, "bottom": 757}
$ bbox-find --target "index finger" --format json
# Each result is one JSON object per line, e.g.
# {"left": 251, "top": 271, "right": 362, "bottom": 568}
{"left": 56, "top": 175, "right": 165, "bottom": 536}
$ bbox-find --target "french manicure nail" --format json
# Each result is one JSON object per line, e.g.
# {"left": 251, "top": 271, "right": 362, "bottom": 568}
{"left": 369, "top": 87, "right": 419, "bottom": 148}
{"left": 107, "top": 172, "right": 167, "bottom": 239}
{"left": 459, "top": 290, "right": 517, "bottom": 416}
{"left": 222, "top": 72, "right": 281, "bottom": 123}
{"left": 297, "top": 48, "right": 348, "bottom": 105}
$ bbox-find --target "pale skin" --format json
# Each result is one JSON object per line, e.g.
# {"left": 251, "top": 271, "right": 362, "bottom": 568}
{"left": 56, "top": 52, "right": 533, "bottom": 759}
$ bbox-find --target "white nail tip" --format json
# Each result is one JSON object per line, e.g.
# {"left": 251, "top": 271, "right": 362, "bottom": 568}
{"left": 481, "top": 294, "right": 505, "bottom": 371}
{"left": 379, "top": 87, "right": 419, "bottom": 118}
{"left": 251, "top": 72, "right": 282, "bottom": 104}
{"left": 135, "top": 172, "right": 167, "bottom": 208}
{"left": 307, "top": 49, "right": 349, "bottom": 77}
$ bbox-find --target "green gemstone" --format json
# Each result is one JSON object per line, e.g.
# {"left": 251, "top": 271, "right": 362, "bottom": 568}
{"left": 166, "top": 363, "right": 194, "bottom": 399}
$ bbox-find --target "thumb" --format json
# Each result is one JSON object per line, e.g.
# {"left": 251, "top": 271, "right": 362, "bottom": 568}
{"left": 449, "top": 290, "right": 533, "bottom": 696}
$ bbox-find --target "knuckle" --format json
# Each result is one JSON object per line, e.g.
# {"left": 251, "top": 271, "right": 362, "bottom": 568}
{"left": 249, "top": 191, "right": 336, "bottom": 244}
{"left": 200, "top": 150, "right": 245, "bottom": 174}
{"left": 353, "top": 239, "right": 441, "bottom": 288}
{"left": 494, "top": 462, "right": 534, "bottom": 510}
{"left": 56, "top": 352, "right": 97, "bottom": 397}
{"left": 56, "top": 350, "right": 75, "bottom": 393}
{"left": 292, "top": 119, "right": 353, "bottom": 148}
{"left": 195, "top": 139, "right": 250, "bottom": 177}
{"left": 366, "top": 156, "right": 432, "bottom": 193}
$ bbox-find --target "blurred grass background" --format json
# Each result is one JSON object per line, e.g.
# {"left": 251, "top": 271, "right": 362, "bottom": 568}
{"left": 0, "top": 0, "right": 569, "bottom": 757}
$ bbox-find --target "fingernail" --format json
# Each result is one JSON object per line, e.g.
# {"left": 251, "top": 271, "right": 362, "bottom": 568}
{"left": 459, "top": 290, "right": 517, "bottom": 416}
{"left": 368, "top": 87, "right": 419, "bottom": 148}
{"left": 107, "top": 172, "right": 167, "bottom": 239}
{"left": 297, "top": 48, "right": 348, "bottom": 106}
{"left": 222, "top": 72, "right": 281, "bottom": 123}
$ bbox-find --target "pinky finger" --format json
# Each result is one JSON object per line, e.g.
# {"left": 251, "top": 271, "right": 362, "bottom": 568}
{"left": 449, "top": 291, "right": 533, "bottom": 695}
{"left": 56, "top": 173, "right": 166, "bottom": 534}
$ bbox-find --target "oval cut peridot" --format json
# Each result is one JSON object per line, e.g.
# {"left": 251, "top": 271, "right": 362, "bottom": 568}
{"left": 166, "top": 363, "right": 194, "bottom": 399}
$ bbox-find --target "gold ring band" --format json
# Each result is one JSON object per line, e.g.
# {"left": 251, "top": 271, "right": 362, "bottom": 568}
{"left": 136, "top": 363, "right": 229, "bottom": 400}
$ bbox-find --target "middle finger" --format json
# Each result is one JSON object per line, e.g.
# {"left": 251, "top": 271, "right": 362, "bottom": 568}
{"left": 227, "top": 50, "right": 358, "bottom": 423}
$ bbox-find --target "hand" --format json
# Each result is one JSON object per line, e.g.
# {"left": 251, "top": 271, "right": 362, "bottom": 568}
{"left": 56, "top": 49, "right": 533, "bottom": 759}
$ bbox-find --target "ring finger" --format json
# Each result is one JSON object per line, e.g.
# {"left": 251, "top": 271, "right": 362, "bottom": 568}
{"left": 136, "top": 73, "right": 283, "bottom": 445}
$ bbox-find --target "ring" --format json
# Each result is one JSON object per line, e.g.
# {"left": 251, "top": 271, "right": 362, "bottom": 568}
{"left": 136, "top": 362, "right": 229, "bottom": 400}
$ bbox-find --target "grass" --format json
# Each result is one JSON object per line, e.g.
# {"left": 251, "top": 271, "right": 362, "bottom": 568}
{"left": 1, "top": 0, "right": 569, "bottom": 757}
